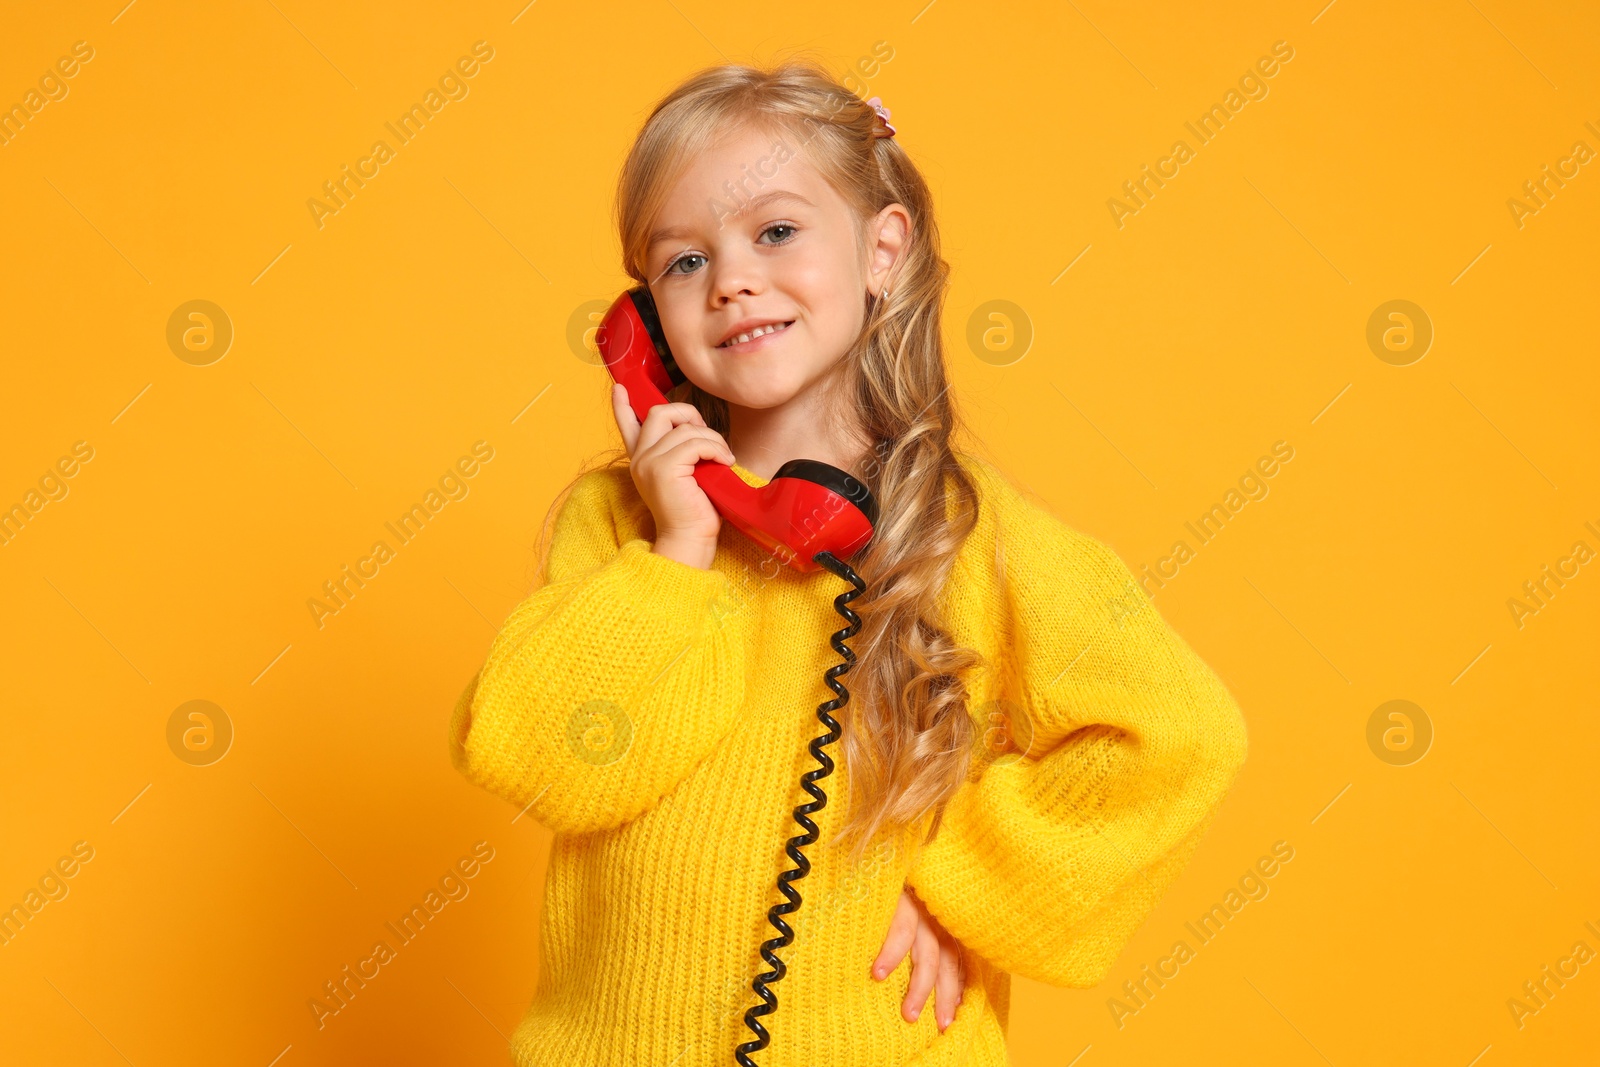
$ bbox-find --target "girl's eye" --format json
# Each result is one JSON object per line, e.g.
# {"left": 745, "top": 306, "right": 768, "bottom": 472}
{"left": 662, "top": 224, "right": 799, "bottom": 277}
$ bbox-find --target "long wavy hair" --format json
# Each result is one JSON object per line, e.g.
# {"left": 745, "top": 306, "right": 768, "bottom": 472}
{"left": 549, "top": 58, "right": 984, "bottom": 867}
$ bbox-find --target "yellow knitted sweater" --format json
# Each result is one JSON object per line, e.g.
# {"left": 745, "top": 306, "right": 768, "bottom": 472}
{"left": 449, "top": 453, "right": 1248, "bottom": 1066}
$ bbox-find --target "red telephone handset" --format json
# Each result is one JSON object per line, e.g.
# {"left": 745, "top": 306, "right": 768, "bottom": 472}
{"left": 595, "top": 285, "right": 878, "bottom": 572}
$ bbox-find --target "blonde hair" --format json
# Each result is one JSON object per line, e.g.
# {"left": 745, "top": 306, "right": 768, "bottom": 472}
{"left": 565, "top": 57, "right": 983, "bottom": 867}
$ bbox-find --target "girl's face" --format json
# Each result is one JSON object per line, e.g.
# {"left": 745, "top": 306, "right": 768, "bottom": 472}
{"left": 643, "top": 124, "right": 905, "bottom": 412}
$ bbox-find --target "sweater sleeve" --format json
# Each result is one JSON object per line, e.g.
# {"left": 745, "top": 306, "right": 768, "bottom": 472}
{"left": 448, "top": 468, "right": 747, "bottom": 834}
{"left": 906, "top": 468, "right": 1248, "bottom": 988}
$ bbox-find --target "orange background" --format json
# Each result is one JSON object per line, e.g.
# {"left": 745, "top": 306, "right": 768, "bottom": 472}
{"left": 3, "top": 1, "right": 1597, "bottom": 1064}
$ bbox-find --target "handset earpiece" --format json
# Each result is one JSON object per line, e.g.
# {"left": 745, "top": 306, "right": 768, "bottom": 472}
{"left": 597, "top": 286, "right": 687, "bottom": 423}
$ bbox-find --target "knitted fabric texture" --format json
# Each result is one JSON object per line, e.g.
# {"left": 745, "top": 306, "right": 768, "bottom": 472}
{"left": 449, "top": 453, "right": 1248, "bottom": 1066}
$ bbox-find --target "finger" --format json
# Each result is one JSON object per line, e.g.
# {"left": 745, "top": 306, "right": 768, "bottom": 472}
{"left": 639, "top": 400, "right": 704, "bottom": 425}
{"left": 935, "top": 936, "right": 963, "bottom": 1031}
{"left": 634, "top": 426, "right": 732, "bottom": 471}
{"left": 646, "top": 421, "right": 728, "bottom": 449}
{"left": 872, "top": 893, "right": 918, "bottom": 980}
{"left": 611, "top": 384, "right": 640, "bottom": 455}
{"left": 636, "top": 402, "right": 708, "bottom": 451}
{"left": 643, "top": 422, "right": 732, "bottom": 463}
{"left": 902, "top": 923, "right": 940, "bottom": 1022}
{"left": 657, "top": 435, "right": 736, "bottom": 472}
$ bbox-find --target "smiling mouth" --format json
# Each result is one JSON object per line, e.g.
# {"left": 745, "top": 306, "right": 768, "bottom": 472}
{"left": 717, "top": 320, "right": 795, "bottom": 348}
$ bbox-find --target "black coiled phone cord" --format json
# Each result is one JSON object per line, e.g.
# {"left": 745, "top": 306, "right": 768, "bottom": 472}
{"left": 733, "top": 550, "right": 866, "bottom": 1066}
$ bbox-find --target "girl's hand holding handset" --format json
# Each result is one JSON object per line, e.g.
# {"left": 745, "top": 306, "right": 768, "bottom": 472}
{"left": 611, "top": 382, "right": 735, "bottom": 571}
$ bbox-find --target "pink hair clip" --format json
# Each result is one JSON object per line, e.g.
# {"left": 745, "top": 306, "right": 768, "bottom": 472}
{"left": 866, "top": 96, "right": 896, "bottom": 138}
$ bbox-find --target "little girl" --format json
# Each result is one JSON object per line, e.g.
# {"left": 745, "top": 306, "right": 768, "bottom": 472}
{"left": 451, "top": 59, "right": 1248, "bottom": 1067}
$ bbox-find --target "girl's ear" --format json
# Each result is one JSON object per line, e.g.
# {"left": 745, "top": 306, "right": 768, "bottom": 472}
{"left": 866, "top": 202, "right": 912, "bottom": 297}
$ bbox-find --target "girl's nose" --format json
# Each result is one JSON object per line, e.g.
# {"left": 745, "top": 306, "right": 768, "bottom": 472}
{"left": 709, "top": 257, "right": 764, "bottom": 304}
